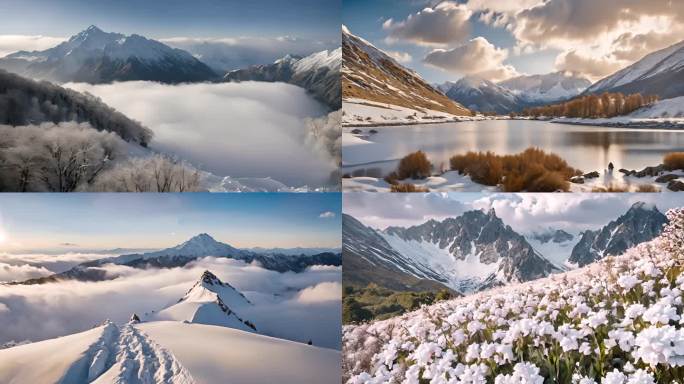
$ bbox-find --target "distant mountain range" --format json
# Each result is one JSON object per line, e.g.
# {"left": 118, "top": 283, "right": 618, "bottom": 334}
{"left": 437, "top": 72, "right": 591, "bottom": 114}
{"left": 0, "top": 25, "right": 342, "bottom": 109}
{"left": 341, "top": 25, "right": 469, "bottom": 116}
{"left": 224, "top": 49, "right": 341, "bottom": 109}
{"left": 13, "top": 233, "right": 341, "bottom": 285}
{"left": 0, "top": 25, "right": 217, "bottom": 83}
{"left": 344, "top": 202, "right": 668, "bottom": 294}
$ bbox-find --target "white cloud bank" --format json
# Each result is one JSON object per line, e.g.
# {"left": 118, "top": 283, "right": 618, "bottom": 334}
{"left": 0, "top": 258, "right": 341, "bottom": 349}
{"left": 424, "top": 36, "right": 519, "bottom": 81}
{"left": 383, "top": 2, "right": 472, "bottom": 46}
{"left": 66, "top": 81, "right": 336, "bottom": 188}
{"left": 0, "top": 35, "right": 65, "bottom": 58}
{"left": 345, "top": 192, "right": 684, "bottom": 234}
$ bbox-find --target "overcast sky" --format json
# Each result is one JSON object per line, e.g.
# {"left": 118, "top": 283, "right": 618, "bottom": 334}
{"left": 0, "top": 193, "right": 341, "bottom": 252}
{"left": 344, "top": 192, "right": 684, "bottom": 234}
{"left": 344, "top": 0, "right": 684, "bottom": 83}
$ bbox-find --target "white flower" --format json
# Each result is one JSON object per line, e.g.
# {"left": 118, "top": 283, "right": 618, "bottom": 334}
{"left": 494, "top": 362, "right": 543, "bottom": 384}
{"left": 603, "top": 370, "right": 626, "bottom": 384}
{"left": 625, "top": 369, "right": 655, "bottom": 384}
{"left": 618, "top": 274, "right": 640, "bottom": 290}
{"left": 643, "top": 298, "right": 680, "bottom": 325}
{"left": 625, "top": 304, "right": 645, "bottom": 319}
{"left": 634, "top": 325, "right": 684, "bottom": 367}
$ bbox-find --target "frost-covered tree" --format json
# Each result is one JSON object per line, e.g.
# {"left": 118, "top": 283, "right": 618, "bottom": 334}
{"left": 0, "top": 122, "right": 125, "bottom": 191}
{"left": 304, "top": 110, "right": 341, "bottom": 166}
{"left": 0, "top": 69, "right": 153, "bottom": 145}
{"left": 91, "top": 154, "right": 201, "bottom": 192}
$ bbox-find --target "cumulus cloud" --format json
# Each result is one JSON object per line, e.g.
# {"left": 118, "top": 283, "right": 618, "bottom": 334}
{"left": 295, "top": 282, "right": 341, "bottom": 303}
{"left": 343, "top": 192, "right": 468, "bottom": 229}
{"left": 423, "top": 37, "right": 519, "bottom": 81}
{"left": 0, "top": 262, "right": 51, "bottom": 283}
{"left": 0, "top": 35, "right": 65, "bottom": 58}
{"left": 383, "top": 2, "right": 472, "bottom": 46}
{"left": 385, "top": 50, "right": 413, "bottom": 63}
{"left": 554, "top": 50, "right": 624, "bottom": 81}
{"left": 65, "top": 81, "right": 336, "bottom": 188}
{"left": 0, "top": 253, "right": 114, "bottom": 280}
{"left": 161, "top": 36, "right": 338, "bottom": 72}
{"left": 506, "top": 0, "right": 684, "bottom": 79}
{"left": 319, "top": 211, "right": 336, "bottom": 219}
{"left": 0, "top": 257, "right": 341, "bottom": 349}
{"left": 346, "top": 192, "right": 684, "bottom": 234}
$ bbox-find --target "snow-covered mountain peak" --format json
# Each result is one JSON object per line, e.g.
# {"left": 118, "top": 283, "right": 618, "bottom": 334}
{"left": 155, "top": 270, "right": 256, "bottom": 332}
{"left": 168, "top": 233, "right": 240, "bottom": 257}
{"left": 184, "top": 270, "right": 251, "bottom": 306}
{"left": 0, "top": 26, "right": 217, "bottom": 83}
{"left": 627, "top": 201, "right": 657, "bottom": 213}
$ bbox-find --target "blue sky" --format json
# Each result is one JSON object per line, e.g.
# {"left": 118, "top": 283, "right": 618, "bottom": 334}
{"left": 0, "top": 0, "right": 340, "bottom": 40}
{"left": 343, "top": 0, "right": 684, "bottom": 84}
{"left": 0, "top": 193, "right": 341, "bottom": 251}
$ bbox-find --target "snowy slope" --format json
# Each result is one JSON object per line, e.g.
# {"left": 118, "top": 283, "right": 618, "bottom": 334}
{"left": 139, "top": 322, "right": 341, "bottom": 384}
{"left": 585, "top": 40, "right": 684, "bottom": 98}
{"left": 152, "top": 271, "right": 256, "bottom": 332}
{"left": 0, "top": 325, "right": 104, "bottom": 383}
{"left": 0, "top": 321, "right": 340, "bottom": 384}
{"left": 0, "top": 321, "right": 194, "bottom": 384}
{"left": 629, "top": 96, "right": 684, "bottom": 118}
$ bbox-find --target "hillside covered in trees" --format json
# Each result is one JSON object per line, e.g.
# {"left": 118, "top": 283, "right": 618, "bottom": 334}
{"left": 0, "top": 69, "right": 152, "bottom": 145}
{"left": 520, "top": 92, "right": 659, "bottom": 118}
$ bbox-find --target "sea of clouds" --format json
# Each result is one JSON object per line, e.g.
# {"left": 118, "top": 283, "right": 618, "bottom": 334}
{"left": 0, "top": 257, "right": 341, "bottom": 349}
{"left": 66, "top": 81, "right": 337, "bottom": 189}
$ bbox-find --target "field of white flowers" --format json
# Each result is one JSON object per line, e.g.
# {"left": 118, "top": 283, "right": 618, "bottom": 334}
{"left": 343, "top": 208, "right": 684, "bottom": 384}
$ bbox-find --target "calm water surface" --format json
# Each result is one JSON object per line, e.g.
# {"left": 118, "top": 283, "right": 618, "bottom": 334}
{"left": 342, "top": 120, "right": 684, "bottom": 175}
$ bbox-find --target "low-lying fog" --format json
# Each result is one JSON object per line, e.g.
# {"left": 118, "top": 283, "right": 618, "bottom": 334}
{"left": 0, "top": 256, "right": 342, "bottom": 349}
{"left": 66, "top": 81, "right": 337, "bottom": 189}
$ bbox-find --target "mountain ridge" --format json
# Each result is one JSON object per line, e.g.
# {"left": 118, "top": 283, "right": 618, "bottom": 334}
{"left": 11, "top": 233, "right": 341, "bottom": 285}
{"left": 342, "top": 25, "right": 469, "bottom": 116}
{"left": 0, "top": 25, "right": 217, "bottom": 84}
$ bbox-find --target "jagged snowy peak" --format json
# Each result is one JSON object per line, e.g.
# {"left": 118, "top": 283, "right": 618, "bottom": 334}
{"left": 152, "top": 270, "right": 256, "bottom": 332}
{"left": 343, "top": 211, "right": 558, "bottom": 294}
{"left": 498, "top": 72, "right": 591, "bottom": 103}
{"left": 223, "top": 48, "right": 341, "bottom": 109}
{"left": 382, "top": 209, "right": 559, "bottom": 292}
{"left": 568, "top": 202, "right": 668, "bottom": 267}
{"left": 0, "top": 25, "right": 217, "bottom": 83}
{"left": 342, "top": 25, "right": 469, "bottom": 116}
{"left": 585, "top": 40, "right": 684, "bottom": 99}
{"left": 438, "top": 76, "right": 521, "bottom": 114}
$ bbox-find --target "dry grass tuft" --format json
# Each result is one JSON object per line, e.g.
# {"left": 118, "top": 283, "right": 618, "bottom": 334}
{"left": 449, "top": 148, "right": 580, "bottom": 192}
